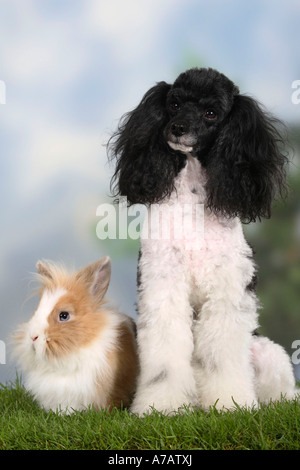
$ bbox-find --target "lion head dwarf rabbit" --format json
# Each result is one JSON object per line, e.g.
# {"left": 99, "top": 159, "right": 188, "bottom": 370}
{"left": 13, "top": 257, "right": 138, "bottom": 413}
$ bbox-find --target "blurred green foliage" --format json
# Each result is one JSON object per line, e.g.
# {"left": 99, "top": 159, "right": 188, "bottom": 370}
{"left": 245, "top": 126, "right": 300, "bottom": 353}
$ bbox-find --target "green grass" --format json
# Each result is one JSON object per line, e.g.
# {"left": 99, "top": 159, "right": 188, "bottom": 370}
{"left": 0, "top": 379, "right": 299, "bottom": 450}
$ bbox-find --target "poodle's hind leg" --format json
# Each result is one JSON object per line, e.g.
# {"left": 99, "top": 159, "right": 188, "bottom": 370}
{"left": 251, "top": 334, "right": 298, "bottom": 403}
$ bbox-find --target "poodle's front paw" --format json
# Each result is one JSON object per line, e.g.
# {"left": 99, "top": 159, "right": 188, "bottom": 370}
{"left": 131, "top": 391, "right": 196, "bottom": 417}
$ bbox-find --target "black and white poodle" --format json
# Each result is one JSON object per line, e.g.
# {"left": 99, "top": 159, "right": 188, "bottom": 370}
{"left": 109, "top": 67, "right": 298, "bottom": 414}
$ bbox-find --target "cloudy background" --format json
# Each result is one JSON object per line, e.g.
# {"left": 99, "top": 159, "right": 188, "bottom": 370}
{"left": 0, "top": 0, "right": 299, "bottom": 384}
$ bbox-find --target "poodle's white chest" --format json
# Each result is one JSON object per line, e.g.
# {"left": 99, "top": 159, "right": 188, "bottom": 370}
{"left": 141, "top": 155, "right": 244, "bottom": 254}
{"left": 140, "top": 155, "right": 252, "bottom": 305}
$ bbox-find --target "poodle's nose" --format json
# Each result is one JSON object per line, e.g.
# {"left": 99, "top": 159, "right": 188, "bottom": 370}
{"left": 171, "top": 122, "right": 189, "bottom": 137}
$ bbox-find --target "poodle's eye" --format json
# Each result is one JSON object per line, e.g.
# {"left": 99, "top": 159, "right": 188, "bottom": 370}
{"left": 58, "top": 311, "right": 70, "bottom": 322}
{"left": 204, "top": 110, "right": 217, "bottom": 120}
{"left": 170, "top": 101, "right": 180, "bottom": 111}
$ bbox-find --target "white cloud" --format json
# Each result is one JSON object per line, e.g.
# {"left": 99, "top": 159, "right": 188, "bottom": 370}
{"left": 28, "top": 126, "right": 105, "bottom": 186}
{"left": 84, "top": 0, "right": 185, "bottom": 63}
{"left": 0, "top": 1, "right": 89, "bottom": 86}
{"left": 6, "top": 32, "right": 88, "bottom": 86}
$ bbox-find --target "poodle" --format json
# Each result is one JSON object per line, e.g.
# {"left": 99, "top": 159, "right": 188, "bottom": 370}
{"left": 108, "top": 67, "right": 297, "bottom": 415}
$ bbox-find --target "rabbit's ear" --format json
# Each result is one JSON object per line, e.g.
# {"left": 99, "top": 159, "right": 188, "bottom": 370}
{"left": 90, "top": 257, "right": 111, "bottom": 302}
{"left": 36, "top": 260, "right": 54, "bottom": 280}
{"left": 76, "top": 257, "right": 111, "bottom": 303}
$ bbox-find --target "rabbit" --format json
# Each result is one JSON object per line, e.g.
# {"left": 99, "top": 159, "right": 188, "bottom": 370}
{"left": 12, "top": 257, "right": 138, "bottom": 413}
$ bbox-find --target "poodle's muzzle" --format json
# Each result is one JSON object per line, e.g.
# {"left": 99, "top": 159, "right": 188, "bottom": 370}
{"left": 163, "top": 104, "right": 216, "bottom": 155}
{"left": 165, "top": 118, "right": 197, "bottom": 154}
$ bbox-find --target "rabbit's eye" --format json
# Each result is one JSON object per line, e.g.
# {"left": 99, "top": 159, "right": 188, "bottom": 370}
{"left": 58, "top": 311, "right": 70, "bottom": 322}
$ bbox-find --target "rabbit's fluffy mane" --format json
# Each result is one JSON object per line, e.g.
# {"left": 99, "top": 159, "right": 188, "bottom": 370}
{"left": 33, "top": 261, "right": 81, "bottom": 294}
{"left": 31, "top": 260, "right": 109, "bottom": 311}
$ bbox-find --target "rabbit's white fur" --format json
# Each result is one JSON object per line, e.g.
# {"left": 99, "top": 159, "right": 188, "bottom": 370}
{"left": 13, "top": 257, "right": 138, "bottom": 413}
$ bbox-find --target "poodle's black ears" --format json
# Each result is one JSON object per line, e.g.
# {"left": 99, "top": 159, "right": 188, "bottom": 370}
{"left": 205, "top": 94, "right": 288, "bottom": 223}
{"left": 108, "top": 81, "right": 186, "bottom": 205}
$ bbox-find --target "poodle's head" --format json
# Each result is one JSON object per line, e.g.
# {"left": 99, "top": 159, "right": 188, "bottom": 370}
{"left": 108, "top": 67, "right": 288, "bottom": 223}
{"left": 164, "top": 68, "right": 238, "bottom": 158}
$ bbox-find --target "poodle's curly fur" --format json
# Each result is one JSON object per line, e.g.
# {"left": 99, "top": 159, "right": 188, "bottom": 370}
{"left": 110, "top": 68, "right": 287, "bottom": 222}
{"left": 108, "top": 67, "right": 297, "bottom": 415}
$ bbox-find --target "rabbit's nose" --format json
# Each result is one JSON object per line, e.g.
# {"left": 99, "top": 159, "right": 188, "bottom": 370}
{"left": 32, "top": 336, "right": 38, "bottom": 342}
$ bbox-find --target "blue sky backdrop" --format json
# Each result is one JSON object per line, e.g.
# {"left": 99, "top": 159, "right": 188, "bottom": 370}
{"left": 0, "top": 0, "right": 299, "bottom": 383}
